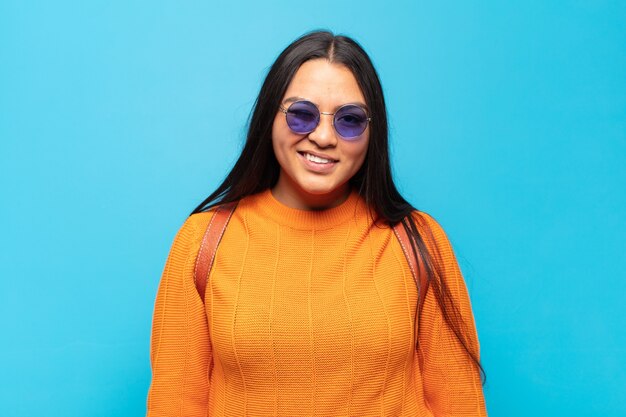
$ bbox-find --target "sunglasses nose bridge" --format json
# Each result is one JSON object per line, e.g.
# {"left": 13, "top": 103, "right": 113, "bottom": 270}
{"left": 319, "top": 111, "right": 337, "bottom": 129}
{"left": 308, "top": 110, "right": 337, "bottom": 145}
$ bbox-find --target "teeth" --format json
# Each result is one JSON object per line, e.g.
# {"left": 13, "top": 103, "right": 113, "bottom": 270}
{"left": 305, "top": 153, "right": 333, "bottom": 164}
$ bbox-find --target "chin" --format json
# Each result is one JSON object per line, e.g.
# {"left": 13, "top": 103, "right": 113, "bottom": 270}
{"left": 297, "top": 179, "right": 345, "bottom": 196}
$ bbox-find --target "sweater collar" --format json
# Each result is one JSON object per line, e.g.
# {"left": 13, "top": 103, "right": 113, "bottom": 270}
{"left": 242, "top": 188, "right": 369, "bottom": 230}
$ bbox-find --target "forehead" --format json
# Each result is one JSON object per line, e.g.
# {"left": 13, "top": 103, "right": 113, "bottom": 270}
{"left": 282, "top": 59, "right": 366, "bottom": 106}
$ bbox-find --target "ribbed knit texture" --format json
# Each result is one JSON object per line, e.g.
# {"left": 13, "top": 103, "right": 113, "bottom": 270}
{"left": 146, "top": 189, "right": 487, "bottom": 416}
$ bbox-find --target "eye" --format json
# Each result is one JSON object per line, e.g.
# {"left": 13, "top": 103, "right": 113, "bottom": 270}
{"left": 335, "top": 104, "right": 368, "bottom": 127}
{"left": 337, "top": 113, "right": 365, "bottom": 125}
{"left": 289, "top": 109, "right": 317, "bottom": 121}
{"left": 287, "top": 101, "right": 319, "bottom": 122}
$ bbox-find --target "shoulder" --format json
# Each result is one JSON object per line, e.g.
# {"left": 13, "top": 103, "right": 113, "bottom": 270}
{"left": 185, "top": 210, "right": 217, "bottom": 233}
{"left": 409, "top": 210, "right": 449, "bottom": 246}
{"left": 408, "top": 210, "right": 463, "bottom": 271}
{"left": 168, "top": 210, "right": 217, "bottom": 250}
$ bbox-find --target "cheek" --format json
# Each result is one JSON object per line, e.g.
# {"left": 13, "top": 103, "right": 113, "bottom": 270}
{"left": 271, "top": 117, "right": 286, "bottom": 156}
{"left": 271, "top": 116, "right": 299, "bottom": 170}
{"left": 345, "top": 138, "right": 370, "bottom": 170}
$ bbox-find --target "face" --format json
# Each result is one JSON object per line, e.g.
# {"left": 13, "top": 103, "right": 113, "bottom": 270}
{"left": 271, "top": 59, "right": 370, "bottom": 210}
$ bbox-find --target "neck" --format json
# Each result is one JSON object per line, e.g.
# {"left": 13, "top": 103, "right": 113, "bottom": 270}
{"left": 271, "top": 178, "right": 351, "bottom": 211}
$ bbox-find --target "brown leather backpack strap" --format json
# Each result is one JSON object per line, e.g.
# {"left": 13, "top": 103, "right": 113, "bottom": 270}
{"left": 393, "top": 218, "right": 429, "bottom": 310}
{"left": 194, "top": 201, "right": 238, "bottom": 303}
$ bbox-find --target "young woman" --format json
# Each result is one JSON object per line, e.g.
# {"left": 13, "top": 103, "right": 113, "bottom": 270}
{"left": 146, "top": 31, "right": 487, "bottom": 416}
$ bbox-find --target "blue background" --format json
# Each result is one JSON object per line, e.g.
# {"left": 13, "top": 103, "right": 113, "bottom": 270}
{"left": 1, "top": 1, "right": 624, "bottom": 416}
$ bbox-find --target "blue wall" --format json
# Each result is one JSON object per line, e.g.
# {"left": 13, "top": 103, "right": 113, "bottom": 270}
{"left": 1, "top": 1, "right": 624, "bottom": 416}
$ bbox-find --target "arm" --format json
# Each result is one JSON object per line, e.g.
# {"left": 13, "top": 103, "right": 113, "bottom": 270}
{"left": 415, "top": 212, "right": 487, "bottom": 416}
{"left": 146, "top": 214, "right": 212, "bottom": 417}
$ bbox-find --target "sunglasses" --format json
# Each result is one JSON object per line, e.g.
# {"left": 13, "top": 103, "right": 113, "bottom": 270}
{"left": 279, "top": 100, "right": 371, "bottom": 139}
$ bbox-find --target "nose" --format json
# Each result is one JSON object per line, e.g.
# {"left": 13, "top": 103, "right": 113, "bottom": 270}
{"left": 307, "top": 113, "right": 337, "bottom": 148}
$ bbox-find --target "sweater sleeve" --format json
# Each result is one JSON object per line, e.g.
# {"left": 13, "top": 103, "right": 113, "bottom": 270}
{"left": 146, "top": 213, "right": 213, "bottom": 417}
{"left": 414, "top": 212, "right": 487, "bottom": 416}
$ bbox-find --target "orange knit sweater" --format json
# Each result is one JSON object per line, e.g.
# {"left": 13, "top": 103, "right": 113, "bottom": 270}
{"left": 147, "top": 189, "right": 487, "bottom": 416}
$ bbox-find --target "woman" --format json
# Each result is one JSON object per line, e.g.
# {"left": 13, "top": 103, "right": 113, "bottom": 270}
{"left": 147, "top": 31, "right": 487, "bottom": 416}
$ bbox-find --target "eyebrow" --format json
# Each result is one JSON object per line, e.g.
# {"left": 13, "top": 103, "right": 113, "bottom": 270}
{"left": 282, "top": 96, "right": 369, "bottom": 112}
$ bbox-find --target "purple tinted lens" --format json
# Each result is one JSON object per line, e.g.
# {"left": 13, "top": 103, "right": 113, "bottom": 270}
{"left": 286, "top": 101, "right": 319, "bottom": 133}
{"left": 334, "top": 105, "right": 368, "bottom": 138}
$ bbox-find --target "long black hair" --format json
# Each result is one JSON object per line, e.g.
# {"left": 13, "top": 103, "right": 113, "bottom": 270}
{"left": 191, "top": 30, "right": 485, "bottom": 383}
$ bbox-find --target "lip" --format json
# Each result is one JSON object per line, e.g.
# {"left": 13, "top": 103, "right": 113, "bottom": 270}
{"left": 297, "top": 151, "right": 338, "bottom": 173}
{"left": 297, "top": 150, "right": 339, "bottom": 162}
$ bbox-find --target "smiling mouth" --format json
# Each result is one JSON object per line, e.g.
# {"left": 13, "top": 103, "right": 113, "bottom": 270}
{"left": 298, "top": 152, "right": 338, "bottom": 164}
